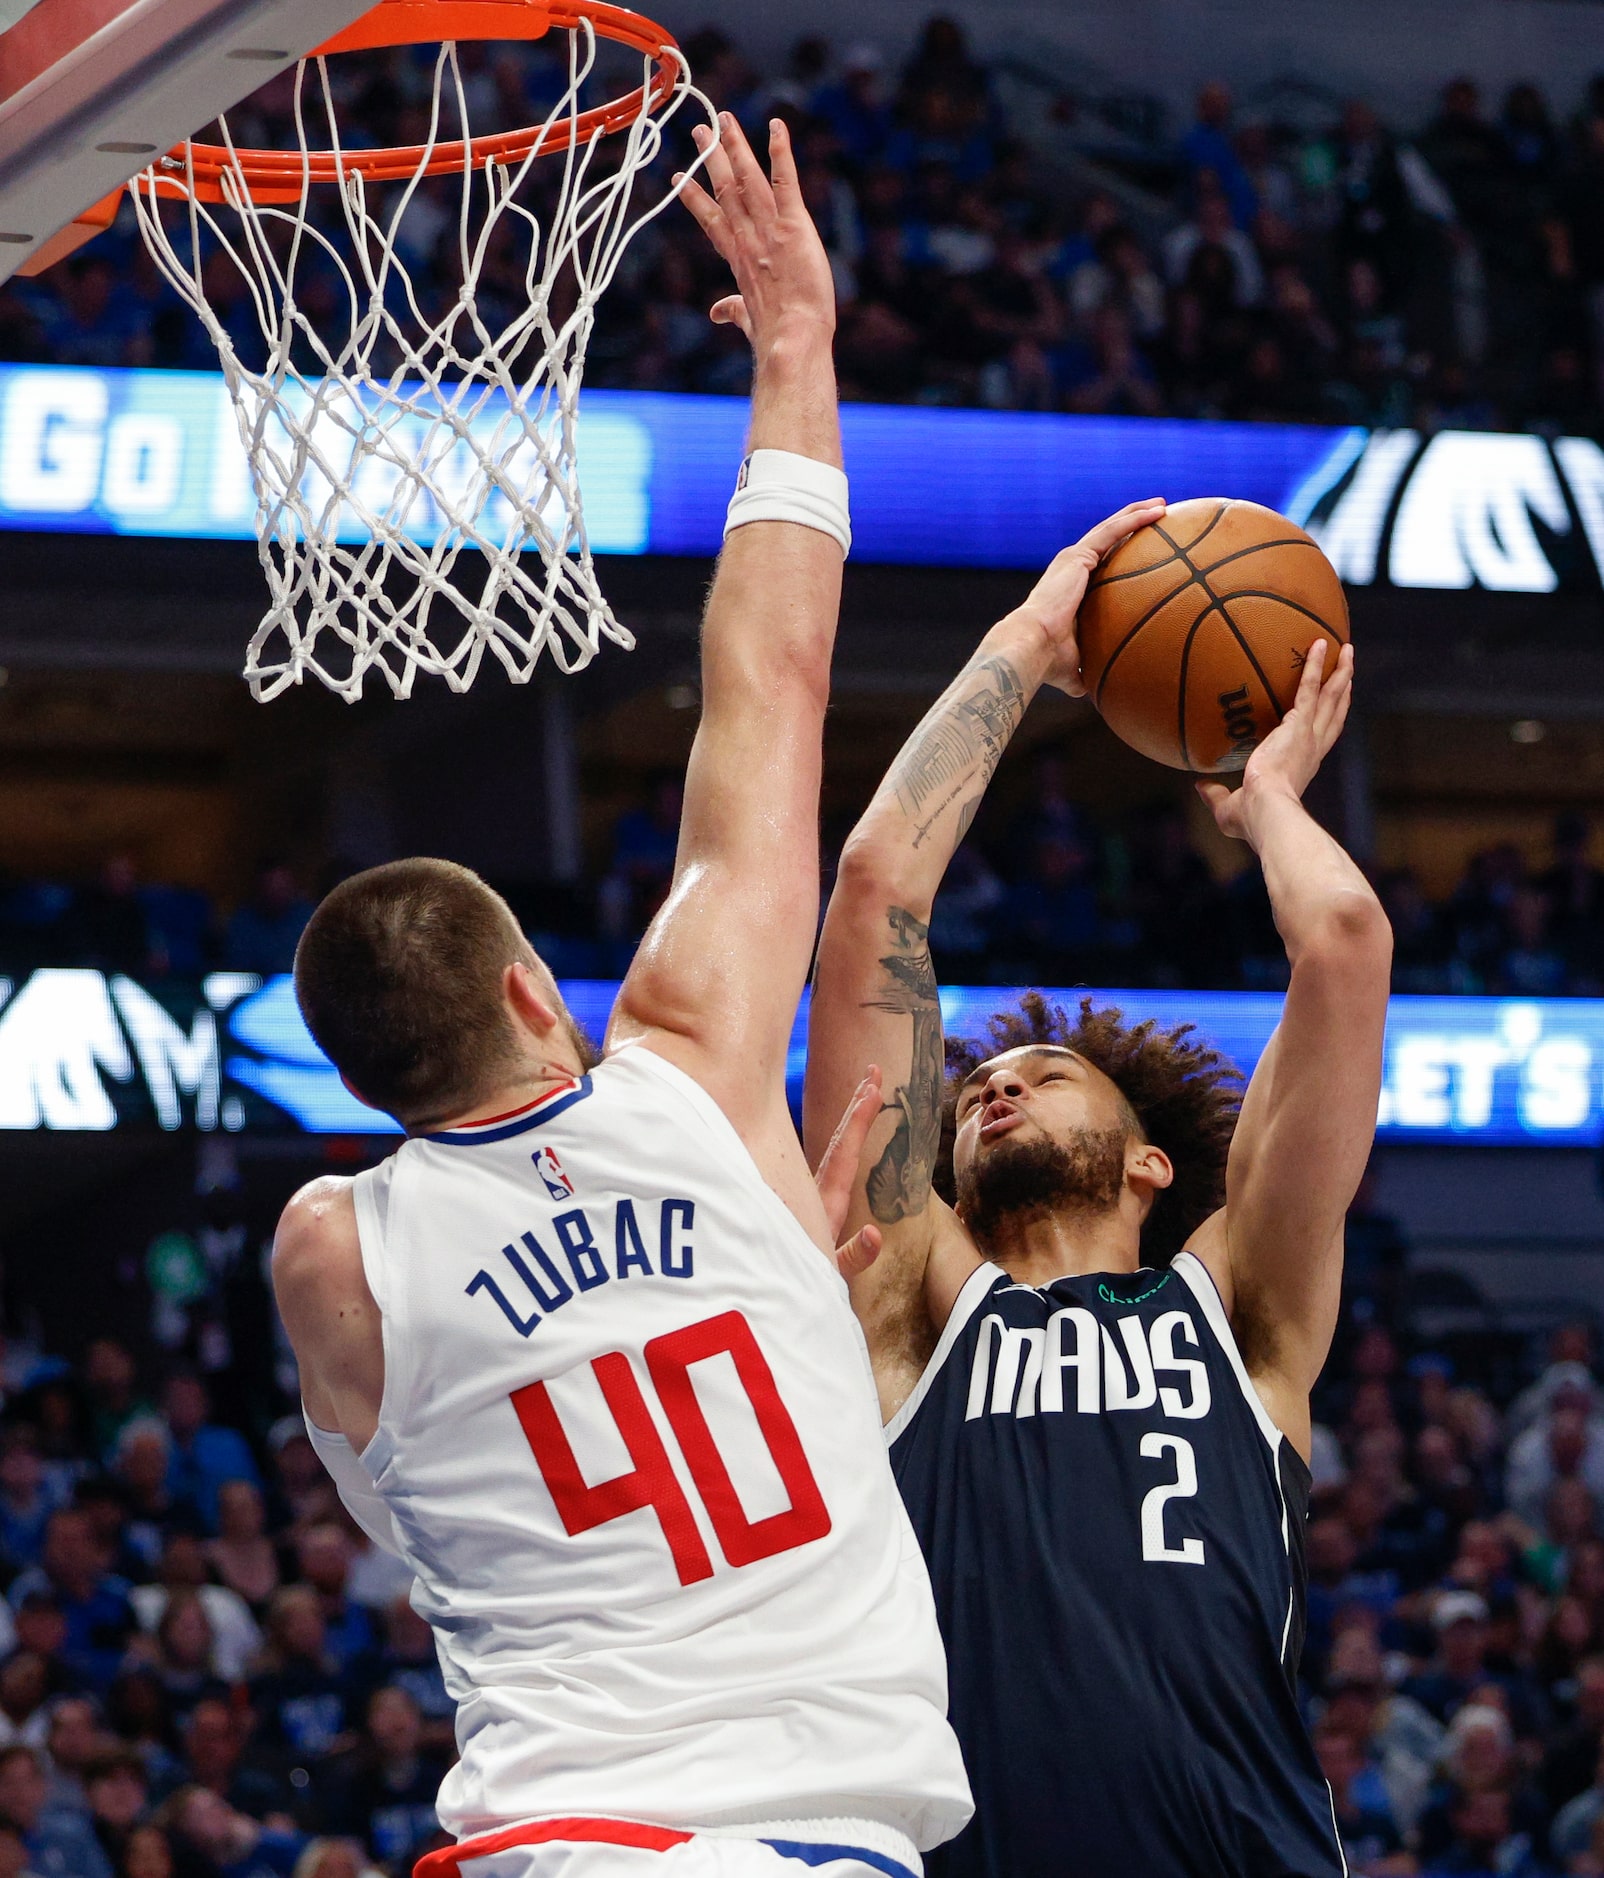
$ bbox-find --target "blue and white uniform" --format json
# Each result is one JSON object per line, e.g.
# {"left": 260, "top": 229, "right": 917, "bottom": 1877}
{"left": 308, "top": 1041, "right": 971, "bottom": 1878}
{"left": 888, "top": 1252, "right": 1344, "bottom": 1878}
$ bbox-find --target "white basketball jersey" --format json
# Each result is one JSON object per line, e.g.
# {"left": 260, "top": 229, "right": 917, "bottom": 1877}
{"left": 344, "top": 1041, "right": 971, "bottom": 1857}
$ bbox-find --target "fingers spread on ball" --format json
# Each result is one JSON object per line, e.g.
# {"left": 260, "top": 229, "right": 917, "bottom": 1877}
{"left": 1082, "top": 497, "right": 1167, "bottom": 561}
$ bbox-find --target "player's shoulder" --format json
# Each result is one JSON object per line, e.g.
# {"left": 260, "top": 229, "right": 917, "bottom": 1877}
{"left": 272, "top": 1175, "right": 361, "bottom": 1289}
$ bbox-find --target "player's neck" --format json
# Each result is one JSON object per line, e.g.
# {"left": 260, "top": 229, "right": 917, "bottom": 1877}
{"left": 433, "top": 1052, "right": 587, "bottom": 1131}
{"left": 980, "top": 1201, "right": 1143, "bottom": 1286}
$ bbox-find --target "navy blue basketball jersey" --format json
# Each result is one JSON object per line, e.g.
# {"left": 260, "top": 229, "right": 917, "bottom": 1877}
{"left": 889, "top": 1251, "right": 1344, "bottom": 1878}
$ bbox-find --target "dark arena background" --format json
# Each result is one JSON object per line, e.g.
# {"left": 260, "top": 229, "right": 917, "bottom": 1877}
{"left": 2, "top": 0, "right": 1604, "bottom": 1873}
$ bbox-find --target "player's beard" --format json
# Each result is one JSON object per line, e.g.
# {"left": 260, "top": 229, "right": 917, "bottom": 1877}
{"left": 955, "top": 1125, "right": 1130, "bottom": 1246}
{"left": 564, "top": 1010, "right": 603, "bottom": 1072}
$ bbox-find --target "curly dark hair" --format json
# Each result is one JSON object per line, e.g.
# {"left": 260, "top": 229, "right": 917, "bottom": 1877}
{"left": 936, "top": 991, "right": 1243, "bottom": 1266}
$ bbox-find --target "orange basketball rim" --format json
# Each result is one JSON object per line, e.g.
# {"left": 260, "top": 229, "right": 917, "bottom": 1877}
{"left": 149, "top": 0, "right": 687, "bottom": 206}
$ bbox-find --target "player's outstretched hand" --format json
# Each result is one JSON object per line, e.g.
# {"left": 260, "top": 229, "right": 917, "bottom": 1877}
{"left": 1197, "top": 638, "right": 1355, "bottom": 841}
{"left": 814, "top": 1066, "right": 884, "bottom": 1285}
{"left": 1017, "top": 499, "right": 1167, "bottom": 696}
{"left": 675, "top": 115, "right": 837, "bottom": 356}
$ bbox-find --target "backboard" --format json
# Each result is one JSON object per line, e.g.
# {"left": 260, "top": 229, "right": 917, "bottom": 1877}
{"left": 0, "top": 0, "right": 377, "bottom": 282}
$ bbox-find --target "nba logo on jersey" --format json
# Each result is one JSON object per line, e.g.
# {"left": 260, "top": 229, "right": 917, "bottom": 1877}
{"left": 531, "top": 1146, "right": 573, "bottom": 1201}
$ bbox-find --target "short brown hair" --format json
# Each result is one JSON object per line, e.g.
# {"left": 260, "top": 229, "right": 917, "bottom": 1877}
{"left": 938, "top": 992, "right": 1243, "bottom": 1265}
{"left": 294, "top": 859, "right": 528, "bottom": 1127}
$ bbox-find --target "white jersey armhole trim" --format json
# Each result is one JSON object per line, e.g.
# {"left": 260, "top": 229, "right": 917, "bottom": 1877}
{"left": 303, "top": 1414, "right": 404, "bottom": 1556}
{"left": 1171, "top": 1250, "right": 1284, "bottom": 1454}
{"left": 884, "top": 1261, "right": 1003, "bottom": 1447}
{"left": 349, "top": 1156, "right": 404, "bottom": 1478}
{"left": 1172, "top": 1249, "right": 1295, "bottom": 1565}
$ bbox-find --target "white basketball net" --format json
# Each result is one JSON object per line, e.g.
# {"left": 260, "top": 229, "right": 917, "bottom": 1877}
{"left": 129, "top": 25, "right": 716, "bottom": 701}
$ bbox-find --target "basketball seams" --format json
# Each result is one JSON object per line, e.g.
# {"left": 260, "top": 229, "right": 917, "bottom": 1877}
{"left": 1091, "top": 568, "right": 1204, "bottom": 708}
{"left": 1086, "top": 501, "right": 1229, "bottom": 591}
{"left": 1174, "top": 600, "right": 1216, "bottom": 772}
{"left": 1206, "top": 590, "right": 1347, "bottom": 645}
{"left": 1210, "top": 594, "right": 1286, "bottom": 738}
{"left": 1166, "top": 521, "right": 1292, "bottom": 749}
{"left": 1086, "top": 501, "right": 1347, "bottom": 771}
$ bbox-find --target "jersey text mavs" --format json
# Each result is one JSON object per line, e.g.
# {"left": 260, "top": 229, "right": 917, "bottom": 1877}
{"left": 889, "top": 1250, "right": 1344, "bottom": 1878}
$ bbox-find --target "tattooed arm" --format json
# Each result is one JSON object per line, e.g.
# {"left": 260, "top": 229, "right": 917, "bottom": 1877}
{"left": 804, "top": 501, "right": 1165, "bottom": 1416}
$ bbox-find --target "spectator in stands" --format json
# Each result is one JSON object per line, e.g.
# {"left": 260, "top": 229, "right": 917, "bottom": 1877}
{"left": 222, "top": 866, "right": 313, "bottom": 979}
{"left": 178, "top": 1700, "right": 286, "bottom": 1823}
{"left": 1511, "top": 1329, "right": 1601, "bottom": 1440}
{"left": 0, "top": 1435, "right": 63, "bottom": 1579}
{"left": 1178, "top": 82, "right": 1258, "bottom": 230}
{"left": 129, "top": 1534, "right": 258, "bottom": 1688}
{"left": 1508, "top": 1390, "right": 1604, "bottom": 1526}
{"left": 1420, "top": 1785, "right": 1546, "bottom": 1876}
{"left": 1314, "top": 1722, "right": 1412, "bottom": 1873}
{"left": 157, "top": 1787, "right": 302, "bottom": 1878}
{"left": 30, "top": 259, "right": 145, "bottom": 371}
{"left": 1405, "top": 1593, "right": 1499, "bottom": 1725}
{"left": 0, "top": 1743, "right": 112, "bottom": 1878}
{"left": 121, "top": 1824, "right": 175, "bottom": 1878}
{"left": 809, "top": 44, "right": 893, "bottom": 169}
{"left": 82, "top": 1348, "right": 151, "bottom": 1474}
{"left": 160, "top": 1379, "right": 257, "bottom": 1538}
{"left": 1063, "top": 306, "right": 1163, "bottom": 416}
{"left": 112, "top": 1424, "right": 174, "bottom": 1578}
{"left": 1066, "top": 226, "right": 1166, "bottom": 344}
{"left": 289, "top": 1535, "right": 370, "bottom": 1679}
{"left": 11, "top": 1516, "right": 135, "bottom": 1695}
{"left": 1163, "top": 181, "right": 1265, "bottom": 308}
{"left": 354, "top": 1605, "right": 450, "bottom": 1756}
{"left": 1493, "top": 885, "right": 1568, "bottom": 996}
{"left": 205, "top": 1487, "right": 278, "bottom": 1618}
{"left": 262, "top": 1426, "right": 334, "bottom": 1538}
{"left": 84, "top": 1751, "right": 147, "bottom": 1875}
{"left": 247, "top": 1590, "right": 352, "bottom": 1764}
{"left": 317, "top": 1690, "right": 443, "bottom": 1868}
{"left": 1540, "top": 815, "right": 1604, "bottom": 992}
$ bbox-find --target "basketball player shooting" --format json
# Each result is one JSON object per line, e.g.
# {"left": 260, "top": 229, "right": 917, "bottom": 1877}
{"left": 269, "top": 115, "right": 970, "bottom": 1878}
{"left": 804, "top": 508, "right": 1391, "bottom": 1878}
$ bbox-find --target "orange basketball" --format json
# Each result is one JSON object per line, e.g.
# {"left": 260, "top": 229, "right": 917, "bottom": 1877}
{"left": 1076, "top": 498, "right": 1350, "bottom": 775}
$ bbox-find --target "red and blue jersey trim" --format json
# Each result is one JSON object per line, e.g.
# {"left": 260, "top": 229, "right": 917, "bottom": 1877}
{"left": 421, "top": 1075, "right": 595, "bottom": 1145}
{"left": 414, "top": 1819, "right": 916, "bottom": 1878}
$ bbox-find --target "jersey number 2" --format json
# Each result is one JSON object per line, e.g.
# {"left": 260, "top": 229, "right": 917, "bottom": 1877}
{"left": 510, "top": 1310, "right": 831, "bottom": 1586}
{"left": 1139, "top": 1433, "right": 1205, "bottom": 1565}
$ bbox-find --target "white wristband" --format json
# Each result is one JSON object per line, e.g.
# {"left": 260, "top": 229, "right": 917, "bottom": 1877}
{"left": 724, "top": 448, "right": 851, "bottom": 556}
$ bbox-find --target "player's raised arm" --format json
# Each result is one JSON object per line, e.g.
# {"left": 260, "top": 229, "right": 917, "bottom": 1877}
{"left": 1190, "top": 641, "right": 1391, "bottom": 1456}
{"left": 607, "top": 116, "right": 846, "bottom": 1166}
{"left": 804, "top": 503, "right": 1164, "bottom": 1380}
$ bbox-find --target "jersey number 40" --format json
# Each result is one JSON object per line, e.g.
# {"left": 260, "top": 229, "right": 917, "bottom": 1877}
{"left": 510, "top": 1310, "right": 832, "bottom": 1585}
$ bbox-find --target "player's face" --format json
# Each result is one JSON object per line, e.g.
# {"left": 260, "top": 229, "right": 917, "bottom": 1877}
{"left": 951, "top": 1047, "right": 1131, "bottom": 1186}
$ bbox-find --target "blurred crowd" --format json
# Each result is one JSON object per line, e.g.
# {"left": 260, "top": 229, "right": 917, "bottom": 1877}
{"left": 7, "top": 783, "right": 1604, "bottom": 997}
{"left": 2, "top": 17, "right": 1603, "bottom": 433}
{"left": 584, "top": 768, "right": 1604, "bottom": 997}
{"left": 2, "top": 1165, "right": 1604, "bottom": 1877}
{"left": 1294, "top": 1310, "right": 1604, "bottom": 1877}
{"left": 0, "top": 1337, "right": 450, "bottom": 1878}
{"left": 0, "top": 864, "right": 315, "bottom": 983}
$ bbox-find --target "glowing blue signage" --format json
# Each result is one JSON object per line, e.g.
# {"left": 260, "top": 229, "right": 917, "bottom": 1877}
{"left": 0, "top": 969, "right": 1600, "bottom": 1146}
{"left": 0, "top": 364, "right": 1599, "bottom": 590}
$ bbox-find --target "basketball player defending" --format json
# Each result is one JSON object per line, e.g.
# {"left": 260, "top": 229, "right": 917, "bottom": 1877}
{"left": 271, "top": 117, "right": 970, "bottom": 1878}
{"left": 804, "top": 508, "right": 1390, "bottom": 1878}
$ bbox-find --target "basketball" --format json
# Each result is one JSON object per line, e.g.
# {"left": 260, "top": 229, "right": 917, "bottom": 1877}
{"left": 1076, "top": 498, "right": 1350, "bottom": 775}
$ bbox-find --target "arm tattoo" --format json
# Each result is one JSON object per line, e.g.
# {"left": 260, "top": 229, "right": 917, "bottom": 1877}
{"left": 886, "top": 655, "right": 1027, "bottom": 848}
{"left": 863, "top": 906, "right": 945, "bottom": 1224}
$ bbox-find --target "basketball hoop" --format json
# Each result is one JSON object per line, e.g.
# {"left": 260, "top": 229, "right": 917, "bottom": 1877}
{"left": 127, "top": 0, "right": 717, "bottom": 701}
